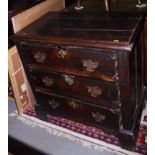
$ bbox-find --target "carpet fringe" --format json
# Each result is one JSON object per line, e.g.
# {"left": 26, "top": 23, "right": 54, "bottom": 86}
{"left": 8, "top": 112, "right": 142, "bottom": 155}
{"left": 17, "top": 116, "right": 127, "bottom": 154}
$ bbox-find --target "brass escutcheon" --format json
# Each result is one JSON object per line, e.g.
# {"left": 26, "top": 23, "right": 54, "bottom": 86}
{"left": 68, "top": 100, "right": 79, "bottom": 110}
{"left": 82, "top": 59, "right": 98, "bottom": 72}
{"left": 87, "top": 86, "right": 102, "bottom": 97}
{"left": 34, "top": 51, "right": 46, "bottom": 63}
{"left": 91, "top": 112, "right": 106, "bottom": 122}
{"left": 48, "top": 100, "right": 59, "bottom": 109}
{"left": 42, "top": 76, "right": 54, "bottom": 87}
{"left": 58, "top": 48, "right": 68, "bottom": 59}
{"left": 63, "top": 74, "right": 74, "bottom": 86}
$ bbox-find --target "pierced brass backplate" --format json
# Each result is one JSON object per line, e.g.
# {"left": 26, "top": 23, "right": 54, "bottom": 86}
{"left": 63, "top": 74, "right": 74, "bottom": 86}
{"left": 91, "top": 112, "right": 106, "bottom": 122}
{"left": 68, "top": 100, "right": 79, "bottom": 110}
{"left": 82, "top": 59, "right": 98, "bottom": 72}
{"left": 87, "top": 86, "right": 102, "bottom": 97}
{"left": 34, "top": 51, "right": 46, "bottom": 63}
{"left": 42, "top": 76, "right": 54, "bottom": 87}
{"left": 48, "top": 99, "right": 59, "bottom": 109}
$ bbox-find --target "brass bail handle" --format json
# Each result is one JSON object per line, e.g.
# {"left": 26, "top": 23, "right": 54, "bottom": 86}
{"left": 63, "top": 74, "right": 74, "bottom": 86}
{"left": 91, "top": 112, "right": 106, "bottom": 122}
{"left": 48, "top": 100, "right": 59, "bottom": 109}
{"left": 34, "top": 51, "right": 46, "bottom": 63}
{"left": 87, "top": 86, "right": 102, "bottom": 97}
{"left": 68, "top": 100, "right": 79, "bottom": 110}
{"left": 82, "top": 59, "right": 98, "bottom": 72}
{"left": 42, "top": 76, "right": 54, "bottom": 87}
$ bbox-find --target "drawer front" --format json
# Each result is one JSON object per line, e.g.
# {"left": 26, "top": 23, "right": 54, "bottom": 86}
{"left": 28, "top": 69, "right": 120, "bottom": 108}
{"left": 20, "top": 42, "right": 118, "bottom": 82}
{"left": 34, "top": 91, "right": 119, "bottom": 130}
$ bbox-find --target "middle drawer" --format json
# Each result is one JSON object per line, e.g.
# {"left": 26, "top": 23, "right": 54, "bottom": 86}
{"left": 28, "top": 69, "right": 120, "bottom": 109}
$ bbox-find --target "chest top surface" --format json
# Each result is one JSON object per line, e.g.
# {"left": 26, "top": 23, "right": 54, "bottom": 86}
{"left": 14, "top": 11, "right": 146, "bottom": 51}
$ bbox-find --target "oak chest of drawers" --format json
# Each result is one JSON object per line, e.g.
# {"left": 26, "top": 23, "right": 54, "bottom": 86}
{"left": 14, "top": 11, "right": 146, "bottom": 149}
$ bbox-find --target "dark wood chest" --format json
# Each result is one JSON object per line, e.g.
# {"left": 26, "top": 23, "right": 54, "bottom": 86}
{"left": 14, "top": 11, "right": 146, "bottom": 149}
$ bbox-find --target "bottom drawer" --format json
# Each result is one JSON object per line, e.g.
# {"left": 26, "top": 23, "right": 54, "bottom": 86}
{"left": 34, "top": 90, "right": 120, "bottom": 130}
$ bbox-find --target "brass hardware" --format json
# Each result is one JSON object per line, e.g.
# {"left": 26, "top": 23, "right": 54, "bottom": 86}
{"left": 82, "top": 59, "right": 98, "bottom": 72}
{"left": 63, "top": 74, "right": 74, "bottom": 86}
{"left": 87, "top": 86, "right": 102, "bottom": 97}
{"left": 91, "top": 112, "right": 106, "bottom": 122}
{"left": 42, "top": 76, "right": 54, "bottom": 87}
{"left": 58, "top": 49, "right": 68, "bottom": 59}
{"left": 68, "top": 100, "right": 79, "bottom": 110}
{"left": 48, "top": 100, "right": 59, "bottom": 109}
{"left": 113, "top": 40, "right": 119, "bottom": 43}
{"left": 34, "top": 51, "right": 46, "bottom": 63}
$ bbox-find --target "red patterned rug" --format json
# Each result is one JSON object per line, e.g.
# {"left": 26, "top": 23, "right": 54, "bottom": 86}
{"left": 22, "top": 105, "right": 147, "bottom": 155}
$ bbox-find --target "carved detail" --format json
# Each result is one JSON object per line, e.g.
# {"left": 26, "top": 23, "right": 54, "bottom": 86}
{"left": 63, "top": 74, "right": 74, "bottom": 86}
{"left": 34, "top": 51, "right": 46, "bottom": 62}
{"left": 91, "top": 112, "right": 106, "bottom": 122}
{"left": 82, "top": 59, "right": 98, "bottom": 72}
{"left": 42, "top": 76, "right": 54, "bottom": 87}
{"left": 48, "top": 100, "right": 59, "bottom": 109}
{"left": 87, "top": 86, "right": 102, "bottom": 97}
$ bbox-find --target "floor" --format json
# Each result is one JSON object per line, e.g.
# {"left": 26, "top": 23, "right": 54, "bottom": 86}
{"left": 8, "top": 99, "right": 118, "bottom": 155}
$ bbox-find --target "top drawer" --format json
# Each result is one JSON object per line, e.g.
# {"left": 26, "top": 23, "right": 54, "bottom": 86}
{"left": 19, "top": 42, "right": 118, "bottom": 82}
